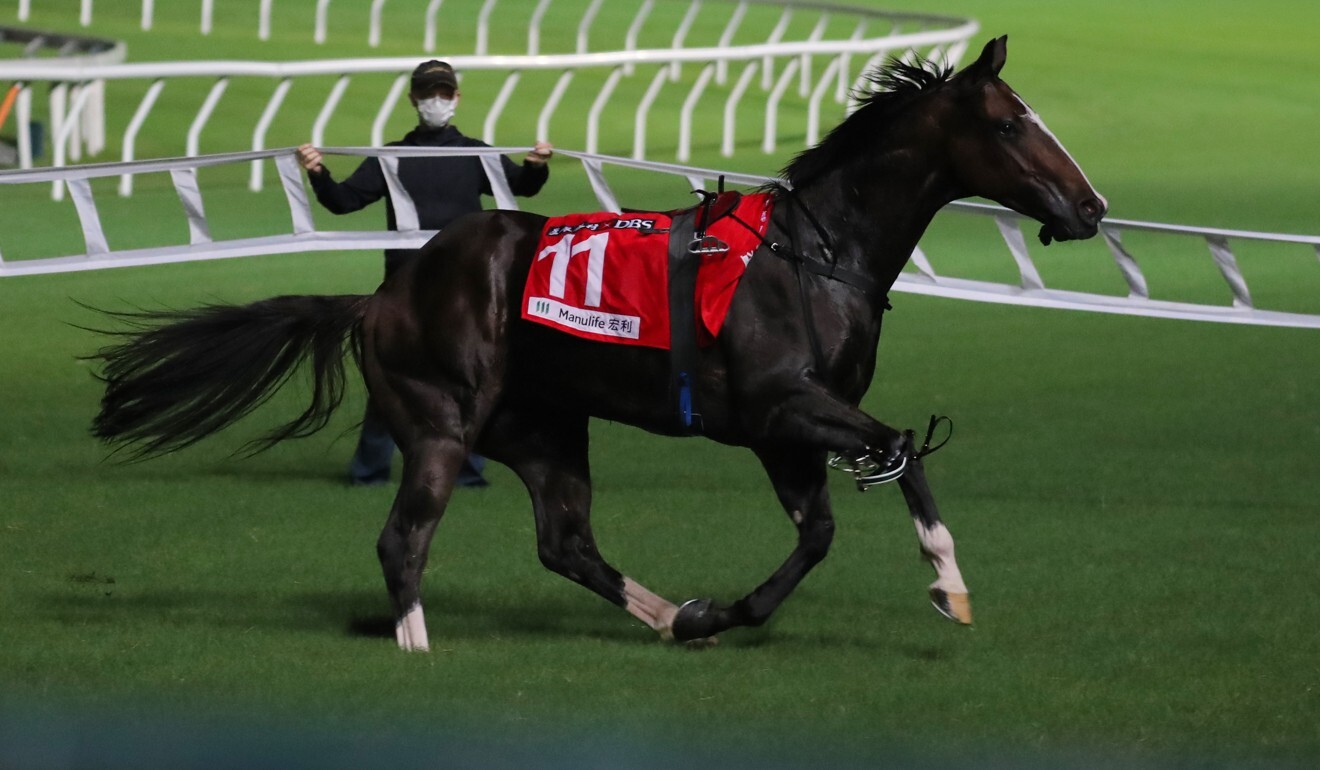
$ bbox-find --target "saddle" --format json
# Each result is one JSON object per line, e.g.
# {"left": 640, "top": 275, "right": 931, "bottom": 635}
{"left": 525, "top": 188, "right": 771, "bottom": 435}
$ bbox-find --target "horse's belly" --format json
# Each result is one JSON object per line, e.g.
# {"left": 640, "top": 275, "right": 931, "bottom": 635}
{"left": 504, "top": 322, "right": 734, "bottom": 440}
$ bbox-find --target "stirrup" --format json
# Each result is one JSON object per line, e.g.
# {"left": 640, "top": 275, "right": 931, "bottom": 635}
{"left": 688, "top": 234, "right": 730, "bottom": 254}
{"left": 828, "top": 449, "right": 908, "bottom": 491}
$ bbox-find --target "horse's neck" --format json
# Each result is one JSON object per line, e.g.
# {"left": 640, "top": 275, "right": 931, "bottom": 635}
{"left": 789, "top": 157, "right": 953, "bottom": 296}
{"left": 781, "top": 158, "right": 954, "bottom": 392}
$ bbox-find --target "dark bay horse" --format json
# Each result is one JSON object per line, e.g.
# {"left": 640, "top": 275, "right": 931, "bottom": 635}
{"left": 91, "top": 37, "right": 1106, "bottom": 651}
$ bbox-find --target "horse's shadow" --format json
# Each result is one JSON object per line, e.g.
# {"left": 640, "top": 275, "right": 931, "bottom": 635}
{"left": 307, "top": 587, "right": 647, "bottom": 645}
{"left": 38, "top": 583, "right": 953, "bottom": 657}
{"left": 38, "top": 584, "right": 646, "bottom": 646}
{"left": 38, "top": 583, "right": 950, "bottom": 657}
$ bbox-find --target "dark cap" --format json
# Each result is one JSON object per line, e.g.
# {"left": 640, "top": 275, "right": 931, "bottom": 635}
{"left": 410, "top": 60, "right": 458, "bottom": 93}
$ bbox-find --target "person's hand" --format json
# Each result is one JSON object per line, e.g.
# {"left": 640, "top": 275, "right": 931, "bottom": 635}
{"left": 525, "top": 141, "right": 553, "bottom": 165}
{"left": 296, "top": 143, "right": 324, "bottom": 174}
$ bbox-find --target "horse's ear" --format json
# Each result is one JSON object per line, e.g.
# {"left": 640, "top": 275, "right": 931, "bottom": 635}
{"left": 960, "top": 35, "right": 1008, "bottom": 82}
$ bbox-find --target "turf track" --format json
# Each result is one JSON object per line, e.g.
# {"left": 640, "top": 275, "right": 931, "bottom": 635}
{"left": 1, "top": 1, "right": 1318, "bottom": 765}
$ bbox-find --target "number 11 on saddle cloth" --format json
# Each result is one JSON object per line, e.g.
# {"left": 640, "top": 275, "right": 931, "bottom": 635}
{"left": 521, "top": 193, "right": 774, "bottom": 349}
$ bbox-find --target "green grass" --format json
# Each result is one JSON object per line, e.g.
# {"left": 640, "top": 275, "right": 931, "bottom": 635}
{"left": 3, "top": 1, "right": 1320, "bottom": 766}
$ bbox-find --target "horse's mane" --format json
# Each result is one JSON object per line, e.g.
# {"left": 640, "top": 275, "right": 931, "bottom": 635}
{"left": 778, "top": 57, "right": 954, "bottom": 189}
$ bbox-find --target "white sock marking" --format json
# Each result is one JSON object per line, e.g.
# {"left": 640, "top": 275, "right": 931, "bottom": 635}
{"left": 395, "top": 603, "right": 430, "bottom": 652}
{"left": 915, "top": 521, "right": 968, "bottom": 594}
{"left": 623, "top": 577, "right": 678, "bottom": 638}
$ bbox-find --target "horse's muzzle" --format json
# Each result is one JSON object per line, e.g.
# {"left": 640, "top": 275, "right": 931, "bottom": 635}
{"left": 1038, "top": 194, "right": 1107, "bottom": 246}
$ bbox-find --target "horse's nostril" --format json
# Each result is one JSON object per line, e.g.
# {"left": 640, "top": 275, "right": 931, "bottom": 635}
{"left": 1078, "top": 197, "right": 1105, "bottom": 224}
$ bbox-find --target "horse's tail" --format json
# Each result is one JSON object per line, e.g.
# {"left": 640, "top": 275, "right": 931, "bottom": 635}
{"left": 88, "top": 294, "right": 371, "bottom": 459}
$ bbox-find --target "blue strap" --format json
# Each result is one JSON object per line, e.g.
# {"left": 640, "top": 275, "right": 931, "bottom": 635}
{"left": 678, "top": 372, "right": 693, "bottom": 428}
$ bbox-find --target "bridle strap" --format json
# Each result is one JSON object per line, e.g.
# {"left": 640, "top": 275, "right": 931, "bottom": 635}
{"left": 729, "top": 186, "right": 890, "bottom": 374}
{"left": 730, "top": 186, "right": 882, "bottom": 297}
{"left": 779, "top": 202, "right": 828, "bottom": 372}
{"left": 767, "top": 240, "right": 880, "bottom": 296}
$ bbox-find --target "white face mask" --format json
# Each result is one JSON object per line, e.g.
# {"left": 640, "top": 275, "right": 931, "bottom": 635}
{"left": 417, "top": 96, "right": 456, "bottom": 128}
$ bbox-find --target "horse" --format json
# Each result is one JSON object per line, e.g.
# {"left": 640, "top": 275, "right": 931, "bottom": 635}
{"left": 89, "top": 37, "right": 1106, "bottom": 651}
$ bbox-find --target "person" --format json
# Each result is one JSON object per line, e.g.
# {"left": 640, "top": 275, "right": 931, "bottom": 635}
{"left": 297, "top": 60, "right": 553, "bottom": 488}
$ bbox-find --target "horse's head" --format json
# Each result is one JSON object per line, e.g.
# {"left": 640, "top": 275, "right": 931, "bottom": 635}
{"left": 941, "top": 36, "right": 1107, "bottom": 244}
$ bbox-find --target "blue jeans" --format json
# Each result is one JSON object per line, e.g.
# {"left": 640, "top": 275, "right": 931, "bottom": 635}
{"left": 348, "top": 403, "right": 487, "bottom": 486}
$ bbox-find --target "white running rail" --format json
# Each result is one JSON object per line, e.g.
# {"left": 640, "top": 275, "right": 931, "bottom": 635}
{"left": 0, "top": 26, "right": 125, "bottom": 173}
{"left": 1, "top": 147, "right": 1317, "bottom": 330}
{"left": 15, "top": 0, "right": 963, "bottom": 56}
{"left": 1, "top": 1, "right": 978, "bottom": 199}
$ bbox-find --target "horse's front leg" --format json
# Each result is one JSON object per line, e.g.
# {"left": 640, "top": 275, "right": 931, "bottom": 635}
{"left": 898, "top": 453, "right": 973, "bottom": 624}
{"left": 670, "top": 445, "right": 834, "bottom": 642}
{"left": 764, "top": 379, "right": 974, "bottom": 624}
{"left": 737, "top": 376, "right": 972, "bottom": 626}
{"left": 753, "top": 374, "right": 908, "bottom": 482}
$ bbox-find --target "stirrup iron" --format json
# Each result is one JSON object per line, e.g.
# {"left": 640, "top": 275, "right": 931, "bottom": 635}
{"left": 688, "top": 234, "right": 730, "bottom": 254}
{"left": 688, "top": 182, "right": 730, "bottom": 254}
{"left": 828, "top": 450, "right": 908, "bottom": 491}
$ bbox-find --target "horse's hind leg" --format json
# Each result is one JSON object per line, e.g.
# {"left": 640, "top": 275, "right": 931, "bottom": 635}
{"left": 482, "top": 407, "right": 682, "bottom": 640}
{"left": 367, "top": 363, "right": 479, "bottom": 651}
{"left": 897, "top": 454, "right": 972, "bottom": 624}
{"left": 378, "top": 433, "right": 467, "bottom": 651}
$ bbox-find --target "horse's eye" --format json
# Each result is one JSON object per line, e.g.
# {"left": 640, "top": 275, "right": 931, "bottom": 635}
{"left": 997, "top": 120, "right": 1016, "bottom": 138}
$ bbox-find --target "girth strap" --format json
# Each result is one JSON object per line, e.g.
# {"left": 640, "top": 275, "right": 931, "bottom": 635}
{"left": 667, "top": 207, "right": 704, "bottom": 434}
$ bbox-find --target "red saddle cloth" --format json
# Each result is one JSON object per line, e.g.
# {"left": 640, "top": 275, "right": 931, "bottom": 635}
{"left": 521, "top": 192, "right": 774, "bottom": 349}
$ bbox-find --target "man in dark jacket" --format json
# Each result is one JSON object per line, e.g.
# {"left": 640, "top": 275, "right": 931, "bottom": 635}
{"left": 296, "top": 59, "right": 552, "bottom": 488}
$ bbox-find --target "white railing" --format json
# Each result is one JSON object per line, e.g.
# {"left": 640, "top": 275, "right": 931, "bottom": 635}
{"left": 15, "top": 0, "right": 967, "bottom": 55}
{"left": 2, "top": 146, "right": 1317, "bottom": 330}
{"left": 1, "top": 0, "right": 978, "bottom": 200}
{"left": 0, "top": 26, "right": 126, "bottom": 170}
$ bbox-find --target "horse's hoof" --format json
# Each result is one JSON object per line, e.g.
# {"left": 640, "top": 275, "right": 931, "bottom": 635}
{"left": 929, "top": 588, "right": 973, "bottom": 625}
{"left": 671, "top": 598, "right": 720, "bottom": 642}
